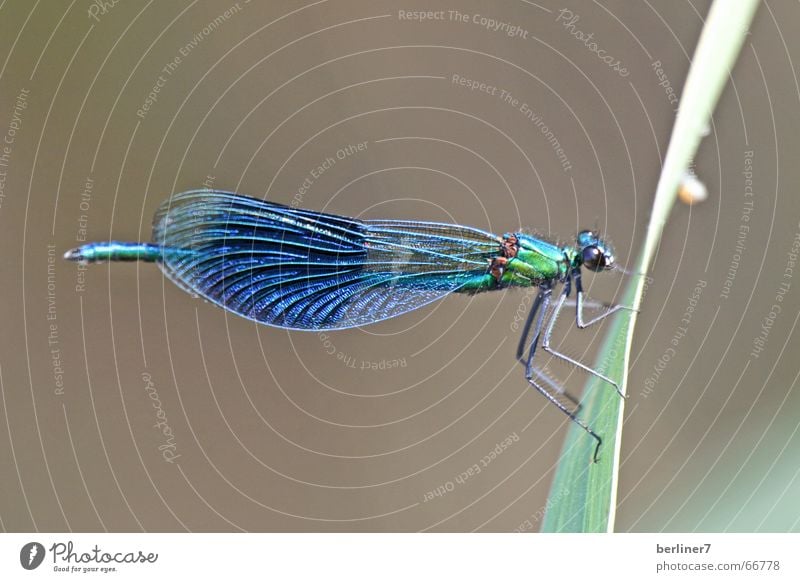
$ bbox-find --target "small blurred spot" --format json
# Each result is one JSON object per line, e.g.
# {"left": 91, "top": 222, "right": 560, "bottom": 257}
{"left": 678, "top": 171, "right": 708, "bottom": 205}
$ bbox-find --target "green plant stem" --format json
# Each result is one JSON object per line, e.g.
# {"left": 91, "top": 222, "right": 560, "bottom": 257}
{"left": 541, "top": 0, "right": 760, "bottom": 533}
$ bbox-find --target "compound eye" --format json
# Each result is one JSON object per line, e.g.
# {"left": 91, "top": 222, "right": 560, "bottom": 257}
{"left": 582, "top": 246, "right": 605, "bottom": 271}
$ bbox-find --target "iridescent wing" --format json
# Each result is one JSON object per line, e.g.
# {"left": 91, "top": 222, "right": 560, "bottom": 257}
{"left": 151, "top": 190, "right": 501, "bottom": 330}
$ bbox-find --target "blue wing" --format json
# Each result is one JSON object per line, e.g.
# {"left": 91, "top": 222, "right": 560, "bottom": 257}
{"left": 151, "top": 190, "right": 501, "bottom": 330}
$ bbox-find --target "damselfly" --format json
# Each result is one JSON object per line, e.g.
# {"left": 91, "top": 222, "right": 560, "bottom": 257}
{"left": 65, "top": 190, "right": 632, "bottom": 461}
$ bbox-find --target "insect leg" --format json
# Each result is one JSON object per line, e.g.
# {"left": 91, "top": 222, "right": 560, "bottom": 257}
{"left": 515, "top": 285, "right": 549, "bottom": 363}
{"left": 518, "top": 286, "right": 581, "bottom": 404}
{"left": 563, "top": 297, "right": 608, "bottom": 311}
{"left": 542, "top": 276, "right": 627, "bottom": 398}
{"left": 525, "top": 366, "right": 602, "bottom": 463}
{"left": 574, "top": 268, "right": 636, "bottom": 329}
{"left": 517, "top": 285, "right": 598, "bottom": 458}
{"left": 521, "top": 285, "right": 551, "bottom": 377}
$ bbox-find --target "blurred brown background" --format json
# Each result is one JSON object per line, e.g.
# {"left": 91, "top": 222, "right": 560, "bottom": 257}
{"left": 0, "top": 0, "right": 798, "bottom": 532}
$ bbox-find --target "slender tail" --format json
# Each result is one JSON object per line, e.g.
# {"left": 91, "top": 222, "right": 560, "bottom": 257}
{"left": 63, "top": 242, "right": 164, "bottom": 263}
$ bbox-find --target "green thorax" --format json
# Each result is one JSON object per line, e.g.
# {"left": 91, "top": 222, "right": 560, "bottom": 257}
{"left": 500, "top": 233, "right": 574, "bottom": 287}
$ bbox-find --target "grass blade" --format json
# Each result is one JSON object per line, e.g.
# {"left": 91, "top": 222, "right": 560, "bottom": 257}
{"left": 541, "top": 0, "right": 760, "bottom": 533}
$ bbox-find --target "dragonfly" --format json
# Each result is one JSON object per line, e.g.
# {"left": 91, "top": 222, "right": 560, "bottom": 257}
{"left": 64, "top": 189, "right": 632, "bottom": 461}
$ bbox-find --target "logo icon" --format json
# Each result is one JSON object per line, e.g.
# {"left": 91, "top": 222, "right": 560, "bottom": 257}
{"left": 20, "top": 542, "right": 45, "bottom": 570}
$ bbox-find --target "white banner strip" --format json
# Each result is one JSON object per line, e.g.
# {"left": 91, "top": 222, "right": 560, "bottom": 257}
{"left": 1, "top": 533, "right": 798, "bottom": 580}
